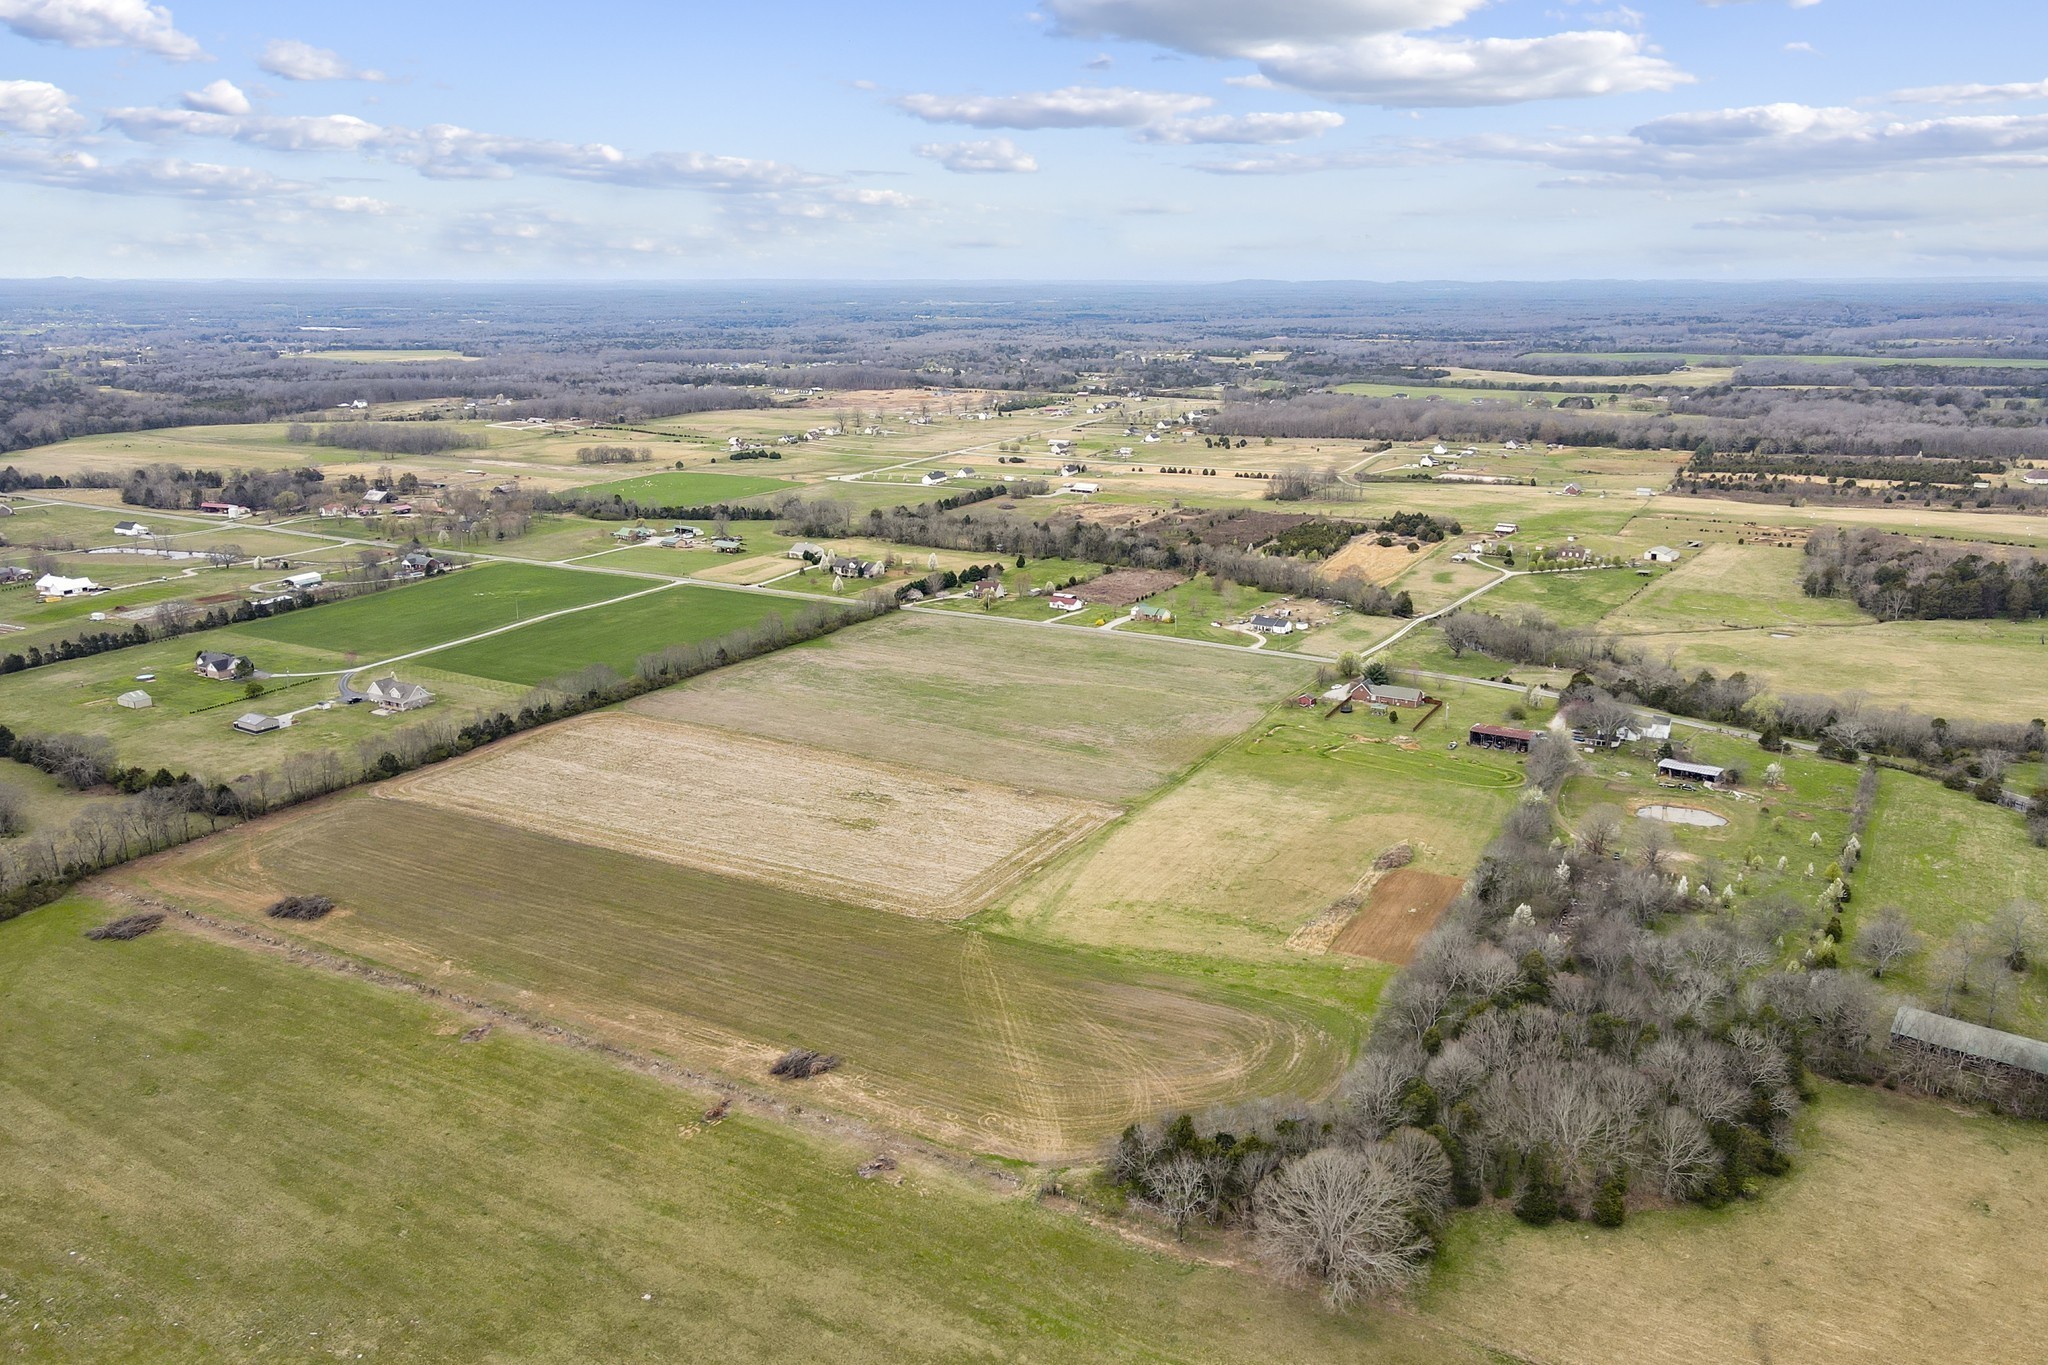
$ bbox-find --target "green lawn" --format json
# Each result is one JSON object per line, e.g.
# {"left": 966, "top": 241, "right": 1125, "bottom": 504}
{"left": 234, "top": 562, "right": 642, "bottom": 661}
{"left": 1478, "top": 567, "right": 1655, "bottom": 627}
{"left": 423, "top": 585, "right": 827, "bottom": 686}
{"left": 0, "top": 898, "right": 1459, "bottom": 1364}
{"left": 1114, "top": 575, "right": 1278, "bottom": 645}
{"left": 572, "top": 469, "right": 803, "bottom": 504}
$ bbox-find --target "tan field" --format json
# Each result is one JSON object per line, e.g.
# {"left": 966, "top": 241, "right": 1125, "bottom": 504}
{"left": 1329, "top": 868, "right": 1464, "bottom": 964}
{"left": 1322, "top": 534, "right": 1426, "bottom": 584}
{"left": 389, "top": 714, "right": 1116, "bottom": 917}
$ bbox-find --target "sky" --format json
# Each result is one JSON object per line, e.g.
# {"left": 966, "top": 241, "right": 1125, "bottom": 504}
{"left": 1, "top": 0, "right": 2045, "bottom": 280}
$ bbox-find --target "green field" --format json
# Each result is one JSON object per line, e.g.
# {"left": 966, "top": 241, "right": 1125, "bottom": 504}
{"left": 1477, "top": 566, "right": 1655, "bottom": 627}
{"left": 423, "top": 585, "right": 822, "bottom": 685}
{"left": 629, "top": 611, "right": 1309, "bottom": 801}
{"left": 570, "top": 469, "right": 803, "bottom": 504}
{"left": 1601, "top": 545, "right": 1873, "bottom": 635}
{"left": 236, "top": 562, "right": 642, "bottom": 662}
{"left": 0, "top": 899, "right": 1454, "bottom": 1364}
{"left": 1114, "top": 576, "right": 1278, "bottom": 645}
{"left": 1854, "top": 769, "right": 2048, "bottom": 1038}
{"left": 128, "top": 796, "right": 1359, "bottom": 1161}
{"left": 995, "top": 691, "right": 1530, "bottom": 964}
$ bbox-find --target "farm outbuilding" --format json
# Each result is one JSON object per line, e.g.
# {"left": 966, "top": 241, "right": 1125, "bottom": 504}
{"left": 116, "top": 690, "right": 153, "bottom": 710}
{"left": 1468, "top": 723, "right": 1536, "bottom": 752}
{"left": 233, "top": 713, "right": 283, "bottom": 735}
{"left": 1643, "top": 546, "right": 1681, "bottom": 564}
{"left": 35, "top": 574, "right": 104, "bottom": 600}
{"left": 1890, "top": 1006, "right": 2048, "bottom": 1088}
{"left": 1657, "top": 759, "right": 1725, "bottom": 785}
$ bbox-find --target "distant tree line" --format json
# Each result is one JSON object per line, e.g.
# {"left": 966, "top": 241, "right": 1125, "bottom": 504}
{"left": 289, "top": 422, "right": 487, "bottom": 455}
{"left": 0, "top": 592, "right": 315, "bottom": 675}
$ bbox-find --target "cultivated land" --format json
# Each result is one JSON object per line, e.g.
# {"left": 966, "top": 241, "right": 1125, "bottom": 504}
{"left": 122, "top": 798, "right": 1356, "bottom": 1161}
{"left": 0, "top": 901, "right": 1460, "bottom": 1365}
{"left": 632, "top": 611, "right": 1300, "bottom": 802}
{"left": 392, "top": 715, "right": 1117, "bottom": 917}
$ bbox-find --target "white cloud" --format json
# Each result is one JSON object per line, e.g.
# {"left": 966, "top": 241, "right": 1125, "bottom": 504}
{"left": 1042, "top": 0, "right": 1685, "bottom": 106}
{"left": 1698, "top": 0, "right": 1823, "bottom": 8}
{"left": 895, "top": 85, "right": 1209, "bottom": 129}
{"left": 1784, "top": 41, "right": 1818, "bottom": 55}
{"left": 0, "top": 0, "right": 202, "bottom": 60}
{"left": 0, "top": 145, "right": 309, "bottom": 199}
{"left": 1136, "top": 110, "right": 1344, "bottom": 144}
{"left": 916, "top": 137, "right": 1039, "bottom": 173}
{"left": 1893, "top": 77, "right": 2048, "bottom": 105}
{"left": 181, "top": 79, "right": 251, "bottom": 116}
{"left": 257, "top": 38, "right": 386, "bottom": 83}
{"left": 101, "top": 102, "right": 829, "bottom": 192}
{"left": 1440, "top": 103, "right": 2048, "bottom": 180}
{"left": 1190, "top": 148, "right": 1407, "bottom": 174}
{"left": 0, "top": 78, "right": 84, "bottom": 135}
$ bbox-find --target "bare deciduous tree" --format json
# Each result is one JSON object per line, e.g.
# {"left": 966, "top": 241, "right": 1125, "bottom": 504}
{"left": 1146, "top": 1155, "right": 1210, "bottom": 1241}
{"left": 1854, "top": 906, "right": 1922, "bottom": 979}
{"left": 1255, "top": 1148, "right": 1430, "bottom": 1309}
{"left": 1642, "top": 1105, "right": 1718, "bottom": 1200}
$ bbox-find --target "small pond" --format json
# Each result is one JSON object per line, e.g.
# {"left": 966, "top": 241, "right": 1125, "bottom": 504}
{"left": 1636, "top": 804, "right": 1729, "bottom": 828}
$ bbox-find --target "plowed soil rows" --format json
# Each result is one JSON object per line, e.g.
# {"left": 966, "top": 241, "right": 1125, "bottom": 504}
{"left": 1329, "top": 868, "right": 1463, "bottom": 964}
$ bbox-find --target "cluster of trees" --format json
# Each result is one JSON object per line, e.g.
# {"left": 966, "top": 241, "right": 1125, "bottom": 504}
{"left": 288, "top": 422, "right": 486, "bottom": 455}
{"left": 1686, "top": 449, "right": 1995, "bottom": 488}
{"left": 781, "top": 497, "right": 1413, "bottom": 618}
{"left": 574, "top": 445, "right": 652, "bottom": 465}
{"left": 1116, "top": 792, "right": 1854, "bottom": 1305}
{"left": 1803, "top": 528, "right": 2047, "bottom": 621}
{"left": 120, "top": 461, "right": 332, "bottom": 513}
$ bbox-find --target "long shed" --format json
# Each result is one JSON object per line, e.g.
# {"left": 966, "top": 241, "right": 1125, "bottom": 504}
{"left": 1890, "top": 1006, "right": 2048, "bottom": 1083}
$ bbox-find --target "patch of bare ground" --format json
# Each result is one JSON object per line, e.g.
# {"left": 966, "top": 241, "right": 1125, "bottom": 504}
{"left": 1076, "top": 568, "right": 1186, "bottom": 606}
{"left": 1322, "top": 534, "right": 1430, "bottom": 584}
{"left": 1329, "top": 868, "right": 1464, "bottom": 964}
{"left": 385, "top": 713, "right": 1116, "bottom": 917}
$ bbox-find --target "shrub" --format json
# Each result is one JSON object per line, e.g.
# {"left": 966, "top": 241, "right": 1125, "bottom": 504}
{"left": 1513, "top": 1149, "right": 1560, "bottom": 1226}
{"left": 266, "top": 894, "right": 336, "bottom": 921}
{"left": 1592, "top": 1172, "right": 1628, "bottom": 1228}
{"left": 86, "top": 912, "right": 164, "bottom": 941}
{"left": 769, "top": 1048, "right": 840, "bottom": 1080}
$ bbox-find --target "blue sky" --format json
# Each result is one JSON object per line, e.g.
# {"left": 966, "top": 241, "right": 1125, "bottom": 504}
{"left": 1, "top": 0, "right": 2044, "bottom": 279}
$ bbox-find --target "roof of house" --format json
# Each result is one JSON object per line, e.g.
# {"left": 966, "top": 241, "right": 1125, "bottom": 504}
{"left": 196, "top": 650, "right": 242, "bottom": 668}
{"left": 1892, "top": 1005, "right": 2048, "bottom": 1078}
{"left": 1358, "top": 682, "right": 1426, "bottom": 704}
{"left": 1658, "top": 759, "right": 1724, "bottom": 779}
{"left": 1131, "top": 603, "right": 1169, "bottom": 618}
{"left": 233, "top": 713, "right": 280, "bottom": 733}
{"left": 368, "top": 677, "right": 431, "bottom": 704}
{"left": 1249, "top": 614, "right": 1292, "bottom": 629}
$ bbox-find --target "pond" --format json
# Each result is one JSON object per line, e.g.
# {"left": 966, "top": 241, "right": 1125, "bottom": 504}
{"left": 1636, "top": 803, "right": 1729, "bottom": 828}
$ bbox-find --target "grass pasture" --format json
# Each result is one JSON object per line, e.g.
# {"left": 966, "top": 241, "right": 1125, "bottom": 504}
{"left": 0, "top": 898, "right": 1456, "bottom": 1364}
{"left": 421, "top": 583, "right": 817, "bottom": 686}
{"left": 631, "top": 611, "right": 1306, "bottom": 802}
{"left": 569, "top": 468, "right": 802, "bottom": 504}
{"left": 994, "top": 696, "right": 1529, "bottom": 965}
{"left": 1423, "top": 1081, "right": 2048, "bottom": 1364}
{"left": 236, "top": 561, "right": 641, "bottom": 662}
{"left": 125, "top": 797, "right": 1358, "bottom": 1161}
{"left": 1600, "top": 544, "right": 1872, "bottom": 635}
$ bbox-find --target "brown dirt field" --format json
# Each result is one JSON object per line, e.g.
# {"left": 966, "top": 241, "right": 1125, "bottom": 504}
{"left": 1322, "top": 534, "right": 1431, "bottom": 584}
{"left": 1078, "top": 568, "right": 1186, "bottom": 606}
{"left": 387, "top": 713, "right": 1117, "bottom": 917}
{"left": 1329, "top": 868, "right": 1463, "bottom": 963}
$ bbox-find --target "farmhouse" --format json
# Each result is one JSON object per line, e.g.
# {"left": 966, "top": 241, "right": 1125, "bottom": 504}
{"left": 1643, "top": 546, "right": 1681, "bottom": 564}
{"left": 954, "top": 467, "right": 976, "bottom": 478}
{"left": 1247, "top": 613, "right": 1297, "bottom": 635}
{"left": 232, "top": 713, "right": 284, "bottom": 735}
{"left": 829, "top": 557, "right": 883, "bottom": 580}
{"left": 1469, "top": 723, "right": 1536, "bottom": 752}
{"left": 1890, "top": 1006, "right": 2048, "bottom": 1090}
{"left": 1048, "top": 591, "right": 1084, "bottom": 611}
{"left": 710, "top": 537, "right": 746, "bottom": 554}
{"left": 34, "top": 574, "right": 105, "bottom": 600}
{"left": 612, "top": 525, "right": 656, "bottom": 542}
{"left": 1657, "top": 758, "right": 1725, "bottom": 785}
{"left": 1554, "top": 545, "right": 1591, "bottom": 561}
{"left": 113, "top": 520, "right": 149, "bottom": 537}
{"left": 919, "top": 470, "right": 950, "bottom": 486}
{"left": 194, "top": 651, "right": 250, "bottom": 681}
{"left": 1130, "top": 602, "right": 1173, "bottom": 622}
{"left": 1058, "top": 463, "right": 1084, "bottom": 477}
{"left": 969, "top": 578, "right": 1006, "bottom": 599}
{"left": 116, "top": 690, "right": 153, "bottom": 710}
{"left": 787, "top": 542, "right": 827, "bottom": 561}
{"left": 365, "top": 676, "right": 434, "bottom": 712}
{"left": 1353, "top": 681, "right": 1428, "bottom": 708}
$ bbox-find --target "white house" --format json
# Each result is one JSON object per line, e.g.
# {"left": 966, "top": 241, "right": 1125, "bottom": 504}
{"left": 1247, "top": 613, "right": 1297, "bottom": 635}
{"left": 919, "top": 470, "right": 950, "bottom": 486}
{"left": 35, "top": 574, "right": 104, "bottom": 600}
{"left": 365, "top": 676, "right": 434, "bottom": 712}
{"left": 284, "top": 571, "right": 324, "bottom": 590}
{"left": 787, "top": 542, "right": 827, "bottom": 561}
{"left": 1418, "top": 454, "right": 1436, "bottom": 468}
{"left": 194, "top": 650, "right": 250, "bottom": 680}
{"left": 1432, "top": 444, "right": 1448, "bottom": 457}
{"left": 1048, "top": 591, "right": 1084, "bottom": 611}
{"left": 1643, "top": 546, "right": 1681, "bottom": 564}
{"left": 113, "top": 520, "right": 149, "bottom": 537}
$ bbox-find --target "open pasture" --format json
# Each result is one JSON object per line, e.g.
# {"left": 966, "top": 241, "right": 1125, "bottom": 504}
{"left": 996, "top": 701, "right": 1526, "bottom": 964}
{"left": 0, "top": 898, "right": 1451, "bottom": 1364}
{"left": 1600, "top": 544, "right": 1871, "bottom": 635}
{"left": 236, "top": 561, "right": 641, "bottom": 662}
{"left": 391, "top": 715, "right": 1116, "bottom": 916}
{"left": 570, "top": 468, "right": 802, "bottom": 504}
{"left": 422, "top": 584, "right": 815, "bottom": 686}
{"left": 630, "top": 611, "right": 1304, "bottom": 802}
{"left": 1423, "top": 1082, "right": 2048, "bottom": 1365}
{"left": 127, "top": 798, "right": 1356, "bottom": 1161}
